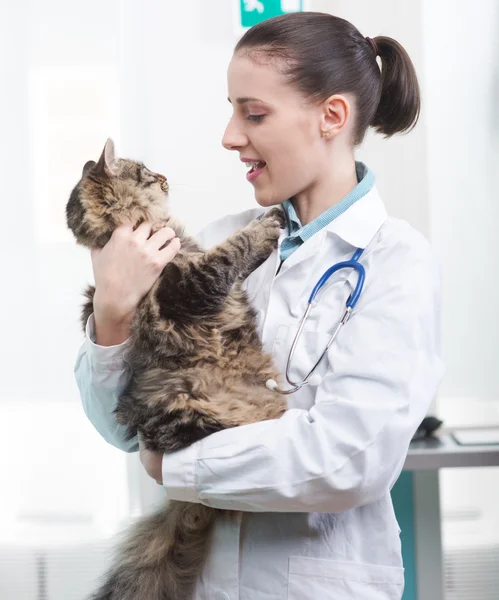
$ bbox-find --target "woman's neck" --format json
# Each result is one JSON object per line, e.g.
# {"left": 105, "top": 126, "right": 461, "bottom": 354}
{"left": 292, "top": 156, "right": 358, "bottom": 226}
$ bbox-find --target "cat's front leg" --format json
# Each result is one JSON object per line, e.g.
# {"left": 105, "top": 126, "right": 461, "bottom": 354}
{"left": 233, "top": 207, "right": 286, "bottom": 280}
{"left": 155, "top": 208, "right": 285, "bottom": 319}
{"left": 201, "top": 206, "right": 285, "bottom": 285}
{"left": 193, "top": 207, "right": 285, "bottom": 306}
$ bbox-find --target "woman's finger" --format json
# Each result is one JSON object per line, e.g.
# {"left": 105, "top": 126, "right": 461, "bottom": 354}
{"left": 146, "top": 226, "right": 177, "bottom": 251}
{"left": 133, "top": 221, "right": 153, "bottom": 243}
{"left": 158, "top": 237, "right": 181, "bottom": 265}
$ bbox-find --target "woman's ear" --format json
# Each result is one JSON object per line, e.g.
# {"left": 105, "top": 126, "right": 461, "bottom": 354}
{"left": 319, "top": 94, "right": 351, "bottom": 139}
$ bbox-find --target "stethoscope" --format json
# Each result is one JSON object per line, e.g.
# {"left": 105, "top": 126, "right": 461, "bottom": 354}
{"left": 265, "top": 248, "right": 366, "bottom": 395}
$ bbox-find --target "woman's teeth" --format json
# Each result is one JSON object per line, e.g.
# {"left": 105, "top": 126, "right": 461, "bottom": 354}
{"left": 245, "top": 160, "right": 265, "bottom": 172}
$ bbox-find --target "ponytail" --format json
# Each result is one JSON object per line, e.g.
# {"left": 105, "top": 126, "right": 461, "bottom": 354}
{"left": 370, "top": 36, "right": 421, "bottom": 137}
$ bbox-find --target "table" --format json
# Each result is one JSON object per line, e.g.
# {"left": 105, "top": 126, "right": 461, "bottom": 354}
{"left": 393, "top": 429, "right": 499, "bottom": 600}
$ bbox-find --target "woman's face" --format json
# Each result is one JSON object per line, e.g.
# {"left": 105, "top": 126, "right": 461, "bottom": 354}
{"left": 222, "top": 52, "right": 327, "bottom": 207}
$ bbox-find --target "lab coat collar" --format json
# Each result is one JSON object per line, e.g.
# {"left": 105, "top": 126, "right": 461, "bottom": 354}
{"left": 324, "top": 185, "right": 387, "bottom": 250}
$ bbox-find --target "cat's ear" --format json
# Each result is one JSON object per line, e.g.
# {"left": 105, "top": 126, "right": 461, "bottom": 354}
{"left": 82, "top": 160, "right": 96, "bottom": 177}
{"left": 95, "top": 138, "right": 118, "bottom": 178}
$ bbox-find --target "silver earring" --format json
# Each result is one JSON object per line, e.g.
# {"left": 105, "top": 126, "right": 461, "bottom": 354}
{"left": 322, "top": 131, "right": 330, "bottom": 138}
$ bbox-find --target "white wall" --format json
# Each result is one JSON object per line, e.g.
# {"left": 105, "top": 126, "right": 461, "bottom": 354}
{"left": 0, "top": 2, "right": 134, "bottom": 596}
{"left": 422, "top": 0, "right": 499, "bottom": 403}
{"left": 420, "top": 2, "right": 499, "bottom": 569}
{"left": 0, "top": 0, "right": 122, "bottom": 402}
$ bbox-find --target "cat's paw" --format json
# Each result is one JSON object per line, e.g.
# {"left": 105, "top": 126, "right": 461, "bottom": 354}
{"left": 249, "top": 207, "right": 285, "bottom": 244}
{"left": 250, "top": 219, "right": 281, "bottom": 255}
{"left": 255, "top": 207, "right": 286, "bottom": 252}
{"left": 264, "top": 207, "right": 286, "bottom": 230}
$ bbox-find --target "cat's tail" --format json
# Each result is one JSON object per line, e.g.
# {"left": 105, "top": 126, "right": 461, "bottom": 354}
{"left": 80, "top": 284, "right": 95, "bottom": 333}
{"left": 89, "top": 501, "right": 217, "bottom": 600}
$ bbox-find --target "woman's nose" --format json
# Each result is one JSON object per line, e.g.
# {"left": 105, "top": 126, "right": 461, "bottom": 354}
{"left": 222, "top": 119, "right": 248, "bottom": 151}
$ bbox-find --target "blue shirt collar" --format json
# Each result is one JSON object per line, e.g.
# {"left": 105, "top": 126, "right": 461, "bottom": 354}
{"left": 282, "top": 162, "right": 374, "bottom": 240}
{"left": 280, "top": 162, "right": 375, "bottom": 261}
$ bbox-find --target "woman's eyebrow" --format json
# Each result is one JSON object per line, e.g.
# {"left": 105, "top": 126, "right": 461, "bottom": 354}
{"left": 227, "top": 96, "right": 268, "bottom": 105}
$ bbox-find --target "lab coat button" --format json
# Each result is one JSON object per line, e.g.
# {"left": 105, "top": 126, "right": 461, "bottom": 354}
{"left": 215, "top": 593, "right": 230, "bottom": 600}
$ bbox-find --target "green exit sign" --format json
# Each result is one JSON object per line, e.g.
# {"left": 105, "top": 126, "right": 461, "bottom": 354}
{"left": 238, "top": 0, "right": 305, "bottom": 30}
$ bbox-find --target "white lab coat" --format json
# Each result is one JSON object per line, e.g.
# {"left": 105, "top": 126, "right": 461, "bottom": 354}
{"left": 75, "top": 186, "right": 443, "bottom": 600}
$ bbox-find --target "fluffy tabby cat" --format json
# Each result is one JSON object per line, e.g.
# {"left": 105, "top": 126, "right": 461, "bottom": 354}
{"left": 66, "top": 139, "right": 287, "bottom": 600}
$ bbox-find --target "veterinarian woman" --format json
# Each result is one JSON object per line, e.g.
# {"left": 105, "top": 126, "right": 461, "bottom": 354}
{"left": 75, "top": 12, "right": 443, "bottom": 600}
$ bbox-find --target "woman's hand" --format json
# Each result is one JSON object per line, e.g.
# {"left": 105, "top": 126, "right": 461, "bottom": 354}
{"left": 91, "top": 222, "right": 181, "bottom": 345}
{"left": 139, "top": 436, "right": 164, "bottom": 484}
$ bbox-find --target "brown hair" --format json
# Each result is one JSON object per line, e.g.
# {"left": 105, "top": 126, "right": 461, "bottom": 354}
{"left": 235, "top": 12, "right": 420, "bottom": 144}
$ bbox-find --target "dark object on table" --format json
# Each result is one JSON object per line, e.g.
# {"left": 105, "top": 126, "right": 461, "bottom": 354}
{"left": 412, "top": 416, "right": 443, "bottom": 441}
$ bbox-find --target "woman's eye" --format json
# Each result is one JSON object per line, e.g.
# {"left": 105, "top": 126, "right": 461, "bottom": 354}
{"left": 247, "top": 115, "right": 265, "bottom": 123}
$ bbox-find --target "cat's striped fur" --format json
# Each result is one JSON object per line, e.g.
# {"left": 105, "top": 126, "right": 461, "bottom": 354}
{"left": 66, "top": 139, "right": 287, "bottom": 600}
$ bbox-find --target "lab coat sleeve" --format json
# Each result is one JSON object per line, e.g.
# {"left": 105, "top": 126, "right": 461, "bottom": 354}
{"left": 162, "top": 238, "right": 444, "bottom": 512}
{"left": 74, "top": 313, "right": 138, "bottom": 452}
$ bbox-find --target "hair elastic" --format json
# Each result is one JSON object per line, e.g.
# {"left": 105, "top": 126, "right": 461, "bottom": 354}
{"left": 365, "top": 37, "right": 378, "bottom": 57}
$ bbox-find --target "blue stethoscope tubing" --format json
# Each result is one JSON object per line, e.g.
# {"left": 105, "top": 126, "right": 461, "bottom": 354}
{"left": 265, "top": 248, "right": 365, "bottom": 395}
